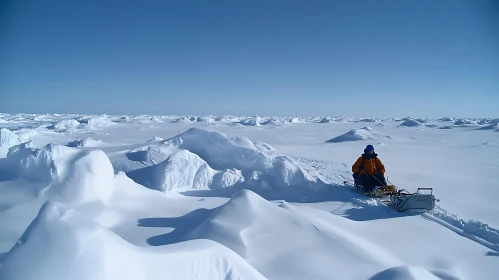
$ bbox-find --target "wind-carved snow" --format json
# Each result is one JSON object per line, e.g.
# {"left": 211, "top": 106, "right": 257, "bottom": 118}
{"left": 326, "top": 126, "right": 392, "bottom": 143}
{"left": 5, "top": 143, "right": 115, "bottom": 205}
{"left": 127, "top": 150, "right": 214, "bottom": 193}
{"left": 0, "top": 128, "right": 25, "bottom": 148}
{"left": 126, "top": 128, "right": 325, "bottom": 193}
{"left": 187, "top": 189, "right": 405, "bottom": 279}
{"left": 0, "top": 202, "right": 266, "bottom": 280}
{"left": 48, "top": 119, "right": 81, "bottom": 131}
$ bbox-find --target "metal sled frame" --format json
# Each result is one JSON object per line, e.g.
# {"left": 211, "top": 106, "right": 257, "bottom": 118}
{"left": 389, "top": 188, "right": 438, "bottom": 212}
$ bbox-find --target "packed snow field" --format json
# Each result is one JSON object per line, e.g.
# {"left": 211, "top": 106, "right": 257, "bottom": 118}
{"left": 0, "top": 113, "right": 498, "bottom": 280}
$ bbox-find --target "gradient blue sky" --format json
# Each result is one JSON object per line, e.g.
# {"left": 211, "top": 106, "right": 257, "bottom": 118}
{"left": 1, "top": 0, "right": 498, "bottom": 117}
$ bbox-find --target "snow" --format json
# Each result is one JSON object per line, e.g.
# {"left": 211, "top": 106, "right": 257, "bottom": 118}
{"left": 398, "top": 119, "right": 423, "bottom": 127}
{"left": 0, "top": 128, "right": 25, "bottom": 148}
{"left": 0, "top": 113, "right": 498, "bottom": 279}
{"left": 49, "top": 119, "right": 81, "bottom": 131}
{"left": 0, "top": 202, "right": 266, "bottom": 280}
{"left": 66, "top": 138, "right": 109, "bottom": 147}
{"left": 319, "top": 116, "right": 335, "bottom": 123}
{"left": 326, "top": 126, "right": 392, "bottom": 143}
{"left": 239, "top": 116, "right": 261, "bottom": 126}
{"left": 127, "top": 150, "right": 214, "bottom": 193}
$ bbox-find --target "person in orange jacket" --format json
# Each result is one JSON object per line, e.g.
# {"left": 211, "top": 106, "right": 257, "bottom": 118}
{"left": 352, "top": 144, "right": 387, "bottom": 192}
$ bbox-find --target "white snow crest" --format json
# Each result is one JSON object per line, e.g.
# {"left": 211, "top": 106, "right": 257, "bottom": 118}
{"left": 6, "top": 143, "right": 116, "bottom": 205}
{"left": 0, "top": 128, "right": 25, "bottom": 148}
{"left": 127, "top": 150, "right": 214, "bottom": 193}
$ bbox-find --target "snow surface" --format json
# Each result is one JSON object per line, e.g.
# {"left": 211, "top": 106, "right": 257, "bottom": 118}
{"left": 1, "top": 113, "right": 498, "bottom": 280}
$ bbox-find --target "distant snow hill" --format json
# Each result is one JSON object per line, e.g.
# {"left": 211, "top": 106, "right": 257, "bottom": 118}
{"left": 398, "top": 119, "right": 423, "bottom": 127}
{"left": 326, "top": 126, "right": 392, "bottom": 143}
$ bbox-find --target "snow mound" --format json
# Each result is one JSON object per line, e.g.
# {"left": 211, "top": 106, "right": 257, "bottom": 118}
{"left": 6, "top": 144, "right": 81, "bottom": 182}
{"left": 49, "top": 119, "right": 81, "bottom": 131}
{"left": 172, "top": 116, "right": 196, "bottom": 123}
{"left": 127, "top": 150, "right": 214, "bottom": 193}
{"left": 0, "top": 202, "right": 266, "bottom": 280}
{"left": 368, "top": 266, "right": 440, "bottom": 280}
{"left": 196, "top": 116, "right": 215, "bottom": 122}
{"left": 287, "top": 116, "right": 303, "bottom": 123}
{"left": 359, "top": 118, "right": 377, "bottom": 122}
{"left": 83, "top": 116, "right": 115, "bottom": 128}
{"left": 260, "top": 118, "right": 282, "bottom": 125}
{"left": 454, "top": 119, "right": 477, "bottom": 125}
{"left": 189, "top": 189, "right": 399, "bottom": 279}
{"left": 239, "top": 117, "right": 261, "bottom": 126}
{"left": 0, "top": 128, "right": 25, "bottom": 148}
{"left": 327, "top": 126, "right": 392, "bottom": 143}
{"left": 6, "top": 144, "right": 115, "bottom": 205}
{"left": 161, "top": 128, "right": 324, "bottom": 191}
{"left": 439, "top": 117, "right": 454, "bottom": 122}
{"left": 67, "top": 138, "right": 105, "bottom": 147}
{"left": 319, "top": 116, "right": 335, "bottom": 123}
{"left": 0, "top": 118, "right": 8, "bottom": 123}
{"left": 398, "top": 119, "right": 422, "bottom": 127}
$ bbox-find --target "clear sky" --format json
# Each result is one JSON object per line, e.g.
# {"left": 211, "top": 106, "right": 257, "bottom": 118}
{"left": 1, "top": 0, "right": 498, "bottom": 118}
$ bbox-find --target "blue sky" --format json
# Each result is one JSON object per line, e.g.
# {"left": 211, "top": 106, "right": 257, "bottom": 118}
{"left": 1, "top": 0, "right": 498, "bottom": 118}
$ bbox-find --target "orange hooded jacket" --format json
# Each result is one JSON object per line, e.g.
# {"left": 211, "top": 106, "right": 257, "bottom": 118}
{"left": 352, "top": 154, "right": 385, "bottom": 175}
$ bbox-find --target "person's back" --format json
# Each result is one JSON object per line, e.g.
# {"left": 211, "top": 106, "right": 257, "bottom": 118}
{"left": 352, "top": 145, "right": 387, "bottom": 192}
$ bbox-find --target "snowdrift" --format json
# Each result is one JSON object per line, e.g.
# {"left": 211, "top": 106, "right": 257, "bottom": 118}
{"left": 81, "top": 116, "right": 116, "bottom": 128}
{"left": 239, "top": 117, "right": 261, "bottom": 126}
{"left": 0, "top": 128, "right": 25, "bottom": 148}
{"left": 368, "top": 266, "right": 440, "bottom": 280}
{"left": 188, "top": 189, "right": 401, "bottom": 279}
{"left": 5, "top": 143, "right": 116, "bottom": 205}
{"left": 478, "top": 123, "right": 499, "bottom": 131}
{"left": 127, "top": 128, "right": 324, "bottom": 193}
{"left": 454, "top": 119, "right": 478, "bottom": 126}
{"left": 398, "top": 119, "right": 422, "bottom": 127}
{"left": 319, "top": 116, "right": 335, "bottom": 123}
{"left": 0, "top": 202, "right": 266, "bottom": 280}
{"left": 49, "top": 119, "right": 81, "bottom": 131}
{"left": 326, "top": 126, "right": 392, "bottom": 143}
{"left": 127, "top": 150, "right": 214, "bottom": 193}
{"left": 67, "top": 138, "right": 107, "bottom": 147}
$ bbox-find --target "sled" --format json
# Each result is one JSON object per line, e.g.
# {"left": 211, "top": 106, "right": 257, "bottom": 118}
{"left": 343, "top": 180, "right": 439, "bottom": 212}
{"left": 389, "top": 188, "right": 438, "bottom": 212}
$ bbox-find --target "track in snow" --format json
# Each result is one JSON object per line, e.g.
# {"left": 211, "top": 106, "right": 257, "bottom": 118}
{"left": 292, "top": 156, "right": 499, "bottom": 253}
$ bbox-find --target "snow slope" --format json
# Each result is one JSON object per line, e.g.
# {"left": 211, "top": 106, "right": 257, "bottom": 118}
{"left": 1, "top": 113, "right": 498, "bottom": 280}
{"left": 0, "top": 202, "right": 266, "bottom": 280}
{"left": 0, "top": 128, "right": 25, "bottom": 148}
{"left": 326, "top": 126, "right": 392, "bottom": 143}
